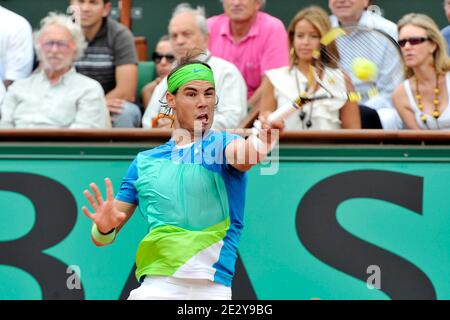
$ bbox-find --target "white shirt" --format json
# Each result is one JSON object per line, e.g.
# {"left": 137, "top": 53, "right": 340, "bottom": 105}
{"left": 266, "top": 66, "right": 346, "bottom": 130}
{"left": 0, "top": 82, "right": 5, "bottom": 107}
{"left": 0, "top": 6, "right": 34, "bottom": 104}
{"left": 330, "top": 10, "right": 403, "bottom": 129}
{"left": 403, "top": 72, "right": 450, "bottom": 130}
{"left": 330, "top": 10, "right": 398, "bottom": 39}
{"left": 142, "top": 52, "right": 247, "bottom": 130}
{"left": 0, "top": 68, "right": 109, "bottom": 128}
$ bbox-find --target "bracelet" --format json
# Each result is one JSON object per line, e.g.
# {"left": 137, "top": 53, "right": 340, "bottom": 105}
{"left": 91, "top": 224, "right": 116, "bottom": 245}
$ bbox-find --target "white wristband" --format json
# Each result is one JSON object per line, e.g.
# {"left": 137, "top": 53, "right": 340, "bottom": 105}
{"left": 91, "top": 224, "right": 116, "bottom": 245}
{"left": 250, "top": 134, "right": 275, "bottom": 155}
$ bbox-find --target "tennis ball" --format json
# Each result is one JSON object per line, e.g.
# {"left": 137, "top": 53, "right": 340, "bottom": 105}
{"left": 351, "top": 57, "right": 378, "bottom": 82}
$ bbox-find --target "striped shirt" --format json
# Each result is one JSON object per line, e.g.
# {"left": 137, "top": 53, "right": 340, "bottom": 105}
{"left": 74, "top": 18, "right": 137, "bottom": 94}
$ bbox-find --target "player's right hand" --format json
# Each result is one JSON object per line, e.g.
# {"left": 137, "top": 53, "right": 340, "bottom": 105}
{"left": 82, "top": 178, "right": 127, "bottom": 234}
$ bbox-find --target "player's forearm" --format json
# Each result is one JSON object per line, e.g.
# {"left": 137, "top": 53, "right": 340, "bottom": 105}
{"left": 227, "top": 134, "right": 278, "bottom": 172}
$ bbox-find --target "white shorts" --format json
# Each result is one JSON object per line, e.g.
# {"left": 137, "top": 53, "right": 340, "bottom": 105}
{"left": 127, "top": 276, "right": 232, "bottom": 300}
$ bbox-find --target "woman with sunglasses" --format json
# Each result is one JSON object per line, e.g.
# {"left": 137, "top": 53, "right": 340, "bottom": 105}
{"left": 393, "top": 13, "right": 450, "bottom": 129}
{"left": 141, "top": 35, "right": 175, "bottom": 107}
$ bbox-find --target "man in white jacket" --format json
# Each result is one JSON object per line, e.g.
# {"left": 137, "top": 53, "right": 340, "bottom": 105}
{"left": 0, "top": 5, "right": 33, "bottom": 106}
{"left": 329, "top": 0, "right": 403, "bottom": 129}
{"left": 141, "top": 3, "right": 247, "bottom": 130}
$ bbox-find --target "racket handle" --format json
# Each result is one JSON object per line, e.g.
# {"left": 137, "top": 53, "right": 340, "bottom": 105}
{"left": 267, "top": 101, "right": 300, "bottom": 123}
{"left": 252, "top": 101, "right": 300, "bottom": 135}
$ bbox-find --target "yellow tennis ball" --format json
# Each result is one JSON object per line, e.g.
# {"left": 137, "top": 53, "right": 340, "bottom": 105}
{"left": 351, "top": 57, "right": 378, "bottom": 82}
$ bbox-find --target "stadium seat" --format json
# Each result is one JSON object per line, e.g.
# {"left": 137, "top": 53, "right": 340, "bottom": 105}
{"left": 137, "top": 61, "right": 156, "bottom": 104}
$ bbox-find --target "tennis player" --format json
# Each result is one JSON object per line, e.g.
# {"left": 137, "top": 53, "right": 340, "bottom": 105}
{"left": 82, "top": 58, "right": 283, "bottom": 300}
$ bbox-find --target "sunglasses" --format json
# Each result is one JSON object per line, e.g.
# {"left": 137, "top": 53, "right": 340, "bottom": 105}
{"left": 398, "top": 37, "right": 429, "bottom": 48}
{"left": 152, "top": 52, "right": 175, "bottom": 64}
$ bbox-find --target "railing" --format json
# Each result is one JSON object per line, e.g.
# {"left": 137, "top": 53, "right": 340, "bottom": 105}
{"left": 1, "top": 129, "right": 450, "bottom": 145}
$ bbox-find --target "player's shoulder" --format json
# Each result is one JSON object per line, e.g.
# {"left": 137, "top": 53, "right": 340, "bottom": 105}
{"left": 137, "top": 140, "right": 175, "bottom": 159}
{"left": 206, "top": 130, "right": 243, "bottom": 147}
{"left": 217, "top": 130, "right": 243, "bottom": 140}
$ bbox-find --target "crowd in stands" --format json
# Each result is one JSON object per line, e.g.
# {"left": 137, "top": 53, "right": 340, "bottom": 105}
{"left": 141, "top": 3, "right": 247, "bottom": 130}
{"left": 1, "top": 0, "right": 450, "bottom": 131}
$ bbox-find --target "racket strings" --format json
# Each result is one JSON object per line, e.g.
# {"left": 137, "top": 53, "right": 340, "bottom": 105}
{"left": 312, "top": 29, "right": 403, "bottom": 102}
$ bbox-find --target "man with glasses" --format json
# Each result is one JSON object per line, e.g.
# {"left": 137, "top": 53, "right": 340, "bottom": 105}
{"left": 441, "top": 0, "right": 450, "bottom": 55}
{"left": 0, "top": 13, "right": 109, "bottom": 128}
{"left": 141, "top": 35, "right": 174, "bottom": 108}
{"left": 70, "top": 0, "right": 141, "bottom": 128}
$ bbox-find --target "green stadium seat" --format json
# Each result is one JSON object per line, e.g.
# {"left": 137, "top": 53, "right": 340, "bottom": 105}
{"left": 137, "top": 61, "right": 156, "bottom": 103}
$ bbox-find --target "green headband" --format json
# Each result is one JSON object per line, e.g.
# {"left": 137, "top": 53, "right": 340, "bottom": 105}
{"left": 167, "top": 63, "right": 215, "bottom": 94}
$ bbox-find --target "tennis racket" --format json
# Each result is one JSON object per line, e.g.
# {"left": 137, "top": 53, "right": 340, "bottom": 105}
{"left": 255, "top": 25, "right": 404, "bottom": 128}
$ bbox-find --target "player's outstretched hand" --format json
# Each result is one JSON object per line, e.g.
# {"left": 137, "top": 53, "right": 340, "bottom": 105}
{"left": 82, "top": 178, "right": 127, "bottom": 234}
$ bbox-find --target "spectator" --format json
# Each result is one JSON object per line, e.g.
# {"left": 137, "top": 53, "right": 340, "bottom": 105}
{"left": 393, "top": 13, "right": 450, "bottom": 129}
{"left": 260, "top": 6, "right": 361, "bottom": 130}
{"left": 141, "top": 35, "right": 174, "bottom": 108}
{"left": 0, "top": 13, "right": 109, "bottom": 129}
{"left": 70, "top": 0, "right": 141, "bottom": 128}
{"left": 0, "top": 5, "right": 34, "bottom": 105}
{"left": 142, "top": 3, "right": 247, "bottom": 130}
{"left": 329, "top": 0, "right": 403, "bottom": 129}
{"left": 208, "top": 0, "right": 289, "bottom": 108}
{"left": 441, "top": 0, "right": 450, "bottom": 55}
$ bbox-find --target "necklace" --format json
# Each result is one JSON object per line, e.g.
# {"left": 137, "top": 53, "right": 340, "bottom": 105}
{"left": 294, "top": 65, "right": 317, "bottom": 128}
{"left": 415, "top": 73, "right": 440, "bottom": 128}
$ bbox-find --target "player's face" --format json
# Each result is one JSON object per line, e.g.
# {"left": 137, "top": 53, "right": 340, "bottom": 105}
{"left": 169, "top": 12, "right": 208, "bottom": 59}
{"left": 167, "top": 80, "right": 216, "bottom": 134}
{"left": 223, "top": 0, "right": 261, "bottom": 23}
{"left": 398, "top": 24, "right": 436, "bottom": 69}
{"left": 329, "top": 0, "right": 369, "bottom": 24}
{"left": 39, "top": 24, "right": 77, "bottom": 73}
{"left": 70, "top": 0, "right": 111, "bottom": 29}
{"left": 293, "top": 19, "right": 321, "bottom": 64}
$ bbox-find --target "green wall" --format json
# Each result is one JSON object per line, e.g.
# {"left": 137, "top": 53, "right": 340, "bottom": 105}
{"left": 1, "top": 143, "right": 450, "bottom": 299}
{"left": 1, "top": 0, "right": 448, "bottom": 58}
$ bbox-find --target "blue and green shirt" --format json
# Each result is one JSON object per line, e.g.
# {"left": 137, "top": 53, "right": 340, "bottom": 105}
{"left": 116, "top": 131, "right": 247, "bottom": 287}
